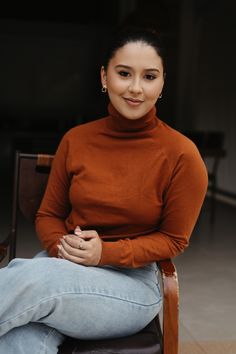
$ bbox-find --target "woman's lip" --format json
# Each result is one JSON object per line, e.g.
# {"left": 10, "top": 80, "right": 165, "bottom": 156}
{"left": 123, "top": 97, "right": 144, "bottom": 106}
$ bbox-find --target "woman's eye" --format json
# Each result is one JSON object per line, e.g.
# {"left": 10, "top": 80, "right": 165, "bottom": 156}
{"left": 145, "top": 74, "right": 156, "bottom": 81}
{"left": 118, "top": 71, "right": 130, "bottom": 77}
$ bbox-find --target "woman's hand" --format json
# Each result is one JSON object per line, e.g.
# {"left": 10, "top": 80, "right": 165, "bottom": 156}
{"left": 57, "top": 227, "right": 102, "bottom": 266}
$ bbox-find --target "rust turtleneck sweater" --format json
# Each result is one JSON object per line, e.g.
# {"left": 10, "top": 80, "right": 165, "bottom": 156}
{"left": 36, "top": 103, "right": 208, "bottom": 267}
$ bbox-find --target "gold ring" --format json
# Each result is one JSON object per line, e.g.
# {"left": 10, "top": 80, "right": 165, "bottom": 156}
{"left": 78, "top": 241, "right": 84, "bottom": 250}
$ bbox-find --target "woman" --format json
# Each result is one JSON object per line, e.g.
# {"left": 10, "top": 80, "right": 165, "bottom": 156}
{"left": 0, "top": 27, "right": 208, "bottom": 353}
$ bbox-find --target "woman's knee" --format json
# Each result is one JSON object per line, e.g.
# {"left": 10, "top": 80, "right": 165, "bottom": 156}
{"left": 7, "top": 257, "right": 62, "bottom": 293}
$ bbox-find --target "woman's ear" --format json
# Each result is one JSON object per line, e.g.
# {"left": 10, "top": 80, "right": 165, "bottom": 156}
{"left": 160, "top": 72, "right": 166, "bottom": 94}
{"left": 100, "top": 66, "right": 107, "bottom": 87}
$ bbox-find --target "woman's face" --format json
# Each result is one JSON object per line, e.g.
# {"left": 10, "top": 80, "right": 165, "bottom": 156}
{"left": 101, "top": 41, "right": 164, "bottom": 120}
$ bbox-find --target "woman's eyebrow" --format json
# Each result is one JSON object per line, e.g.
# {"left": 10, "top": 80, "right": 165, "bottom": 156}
{"left": 115, "top": 64, "right": 160, "bottom": 73}
{"left": 146, "top": 68, "right": 161, "bottom": 73}
{"left": 115, "top": 64, "right": 132, "bottom": 70}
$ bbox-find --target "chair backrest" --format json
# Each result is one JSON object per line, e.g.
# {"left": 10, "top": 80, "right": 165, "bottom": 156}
{"left": 183, "top": 130, "right": 226, "bottom": 157}
{"left": 9, "top": 152, "right": 54, "bottom": 260}
{"left": 17, "top": 153, "right": 54, "bottom": 222}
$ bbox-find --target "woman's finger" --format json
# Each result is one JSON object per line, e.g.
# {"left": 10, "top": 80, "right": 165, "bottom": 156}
{"left": 63, "top": 235, "right": 88, "bottom": 250}
{"left": 60, "top": 238, "right": 87, "bottom": 257}
{"left": 74, "top": 225, "right": 82, "bottom": 236}
{"left": 57, "top": 245, "right": 86, "bottom": 264}
{"left": 76, "top": 230, "right": 99, "bottom": 240}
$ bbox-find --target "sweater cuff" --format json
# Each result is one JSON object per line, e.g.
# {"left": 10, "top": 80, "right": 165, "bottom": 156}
{"left": 98, "top": 239, "right": 132, "bottom": 267}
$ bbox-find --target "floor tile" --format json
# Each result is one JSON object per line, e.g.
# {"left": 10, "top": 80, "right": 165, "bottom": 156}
{"left": 175, "top": 198, "right": 236, "bottom": 349}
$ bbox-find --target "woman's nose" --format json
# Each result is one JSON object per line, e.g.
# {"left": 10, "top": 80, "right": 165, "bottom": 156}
{"left": 128, "top": 78, "right": 142, "bottom": 94}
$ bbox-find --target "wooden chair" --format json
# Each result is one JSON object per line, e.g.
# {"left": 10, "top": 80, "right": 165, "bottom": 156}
{"left": 0, "top": 151, "right": 179, "bottom": 354}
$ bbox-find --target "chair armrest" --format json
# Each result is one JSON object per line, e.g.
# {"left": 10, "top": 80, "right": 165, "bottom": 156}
{"left": 158, "top": 259, "right": 179, "bottom": 354}
{"left": 0, "top": 234, "right": 11, "bottom": 263}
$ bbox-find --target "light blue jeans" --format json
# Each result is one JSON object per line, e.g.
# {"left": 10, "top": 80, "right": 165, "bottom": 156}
{"left": 0, "top": 251, "right": 162, "bottom": 354}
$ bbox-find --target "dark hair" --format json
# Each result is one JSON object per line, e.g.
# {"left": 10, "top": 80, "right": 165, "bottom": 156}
{"left": 103, "top": 26, "right": 166, "bottom": 73}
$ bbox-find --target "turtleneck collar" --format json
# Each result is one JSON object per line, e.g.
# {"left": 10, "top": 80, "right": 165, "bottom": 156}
{"left": 106, "top": 102, "right": 158, "bottom": 135}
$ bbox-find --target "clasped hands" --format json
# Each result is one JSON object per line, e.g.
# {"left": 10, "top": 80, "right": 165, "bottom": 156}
{"left": 57, "top": 226, "right": 102, "bottom": 266}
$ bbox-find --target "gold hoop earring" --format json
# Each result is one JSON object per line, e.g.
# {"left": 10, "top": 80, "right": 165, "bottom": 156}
{"left": 101, "top": 86, "right": 107, "bottom": 93}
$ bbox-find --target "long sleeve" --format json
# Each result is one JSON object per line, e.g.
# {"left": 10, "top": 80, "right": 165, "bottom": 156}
{"left": 35, "top": 135, "right": 71, "bottom": 257}
{"left": 99, "top": 144, "right": 208, "bottom": 267}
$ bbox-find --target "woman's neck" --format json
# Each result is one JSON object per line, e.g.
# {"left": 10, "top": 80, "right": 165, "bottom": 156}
{"left": 106, "top": 102, "right": 158, "bottom": 134}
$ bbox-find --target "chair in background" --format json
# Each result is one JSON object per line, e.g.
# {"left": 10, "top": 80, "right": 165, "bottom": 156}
{"left": 0, "top": 151, "right": 179, "bottom": 354}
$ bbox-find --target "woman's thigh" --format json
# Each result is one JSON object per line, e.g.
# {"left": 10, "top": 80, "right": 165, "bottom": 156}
{"left": 48, "top": 261, "right": 162, "bottom": 339}
{"left": 0, "top": 255, "right": 162, "bottom": 340}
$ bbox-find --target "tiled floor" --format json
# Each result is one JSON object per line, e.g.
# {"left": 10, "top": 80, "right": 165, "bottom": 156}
{"left": 176, "top": 199, "right": 236, "bottom": 353}
{"left": 0, "top": 176, "right": 236, "bottom": 353}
